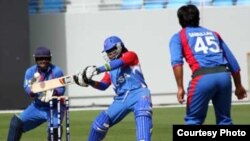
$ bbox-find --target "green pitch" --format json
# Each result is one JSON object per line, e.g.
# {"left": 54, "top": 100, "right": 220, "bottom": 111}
{"left": 1, "top": 104, "right": 249, "bottom": 141}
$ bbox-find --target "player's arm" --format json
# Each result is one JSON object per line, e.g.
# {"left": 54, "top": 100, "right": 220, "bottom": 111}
{"left": 216, "top": 33, "right": 247, "bottom": 99}
{"left": 52, "top": 67, "right": 66, "bottom": 96}
{"left": 23, "top": 69, "right": 37, "bottom": 97}
{"left": 172, "top": 64, "right": 185, "bottom": 104}
{"left": 215, "top": 33, "right": 240, "bottom": 73}
{"left": 74, "top": 68, "right": 111, "bottom": 90}
{"left": 231, "top": 72, "right": 247, "bottom": 99}
{"left": 97, "top": 51, "right": 138, "bottom": 73}
{"left": 74, "top": 51, "right": 138, "bottom": 87}
{"left": 88, "top": 72, "right": 111, "bottom": 90}
{"left": 173, "top": 65, "right": 184, "bottom": 89}
{"left": 169, "top": 33, "right": 186, "bottom": 104}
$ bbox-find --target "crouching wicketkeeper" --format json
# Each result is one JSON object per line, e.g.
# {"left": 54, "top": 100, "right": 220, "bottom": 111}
{"left": 7, "top": 47, "right": 66, "bottom": 141}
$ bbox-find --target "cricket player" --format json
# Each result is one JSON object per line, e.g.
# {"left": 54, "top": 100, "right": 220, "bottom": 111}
{"left": 7, "top": 46, "right": 66, "bottom": 141}
{"left": 169, "top": 4, "right": 247, "bottom": 125}
{"left": 74, "top": 35, "right": 153, "bottom": 141}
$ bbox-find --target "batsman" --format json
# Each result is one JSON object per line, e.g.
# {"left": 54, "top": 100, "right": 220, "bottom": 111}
{"left": 7, "top": 46, "right": 66, "bottom": 141}
{"left": 74, "top": 35, "right": 153, "bottom": 141}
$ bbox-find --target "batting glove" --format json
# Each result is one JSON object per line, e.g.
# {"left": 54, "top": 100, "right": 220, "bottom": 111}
{"left": 84, "top": 66, "right": 100, "bottom": 79}
{"left": 82, "top": 66, "right": 100, "bottom": 84}
{"left": 73, "top": 72, "right": 88, "bottom": 87}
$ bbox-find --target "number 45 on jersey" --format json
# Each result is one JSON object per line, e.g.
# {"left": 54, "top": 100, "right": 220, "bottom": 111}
{"left": 31, "top": 74, "right": 75, "bottom": 93}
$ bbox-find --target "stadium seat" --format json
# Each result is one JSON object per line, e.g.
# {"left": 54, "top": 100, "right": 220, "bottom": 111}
{"left": 167, "top": 0, "right": 190, "bottom": 8}
{"left": 122, "top": 0, "right": 143, "bottom": 10}
{"left": 143, "top": 0, "right": 167, "bottom": 9}
{"left": 236, "top": 0, "right": 250, "bottom": 5}
{"left": 212, "top": 0, "right": 233, "bottom": 6}
{"left": 40, "top": 0, "right": 66, "bottom": 13}
{"left": 191, "top": 0, "right": 212, "bottom": 6}
{"left": 28, "top": 0, "right": 39, "bottom": 14}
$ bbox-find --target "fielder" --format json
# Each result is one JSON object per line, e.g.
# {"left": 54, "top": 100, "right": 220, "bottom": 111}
{"left": 169, "top": 4, "right": 247, "bottom": 125}
{"left": 74, "top": 35, "right": 153, "bottom": 141}
{"left": 7, "top": 46, "right": 66, "bottom": 141}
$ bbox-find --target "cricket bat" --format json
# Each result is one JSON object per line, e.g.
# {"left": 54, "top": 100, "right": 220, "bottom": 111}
{"left": 31, "top": 74, "right": 75, "bottom": 93}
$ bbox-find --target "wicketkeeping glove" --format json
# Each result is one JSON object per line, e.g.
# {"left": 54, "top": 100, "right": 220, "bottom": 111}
{"left": 28, "top": 72, "right": 41, "bottom": 87}
{"left": 39, "top": 89, "right": 54, "bottom": 103}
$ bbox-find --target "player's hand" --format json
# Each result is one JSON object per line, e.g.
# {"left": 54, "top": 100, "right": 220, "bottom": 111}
{"left": 28, "top": 72, "right": 41, "bottom": 87}
{"left": 81, "top": 66, "right": 99, "bottom": 85}
{"left": 73, "top": 72, "right": 88, "bottom": 87}
{"left": 84, "top": 66, "right": 100, "bottom": 80}
{"left": 177, "top": 88, "right": 186, "bottom": 104}
{"left": 39, "top": 89, "right": 54, "bottom": 103}
{"left": 44, "top": 89, "right": 53, "bottom": 102}
{"left": 235, "top": 85, "right": 247, "bottom": 100}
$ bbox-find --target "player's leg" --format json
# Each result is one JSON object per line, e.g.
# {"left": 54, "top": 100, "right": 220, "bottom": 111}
{"left": 133, "top": 88, "right": 153, "bottom": 141}
{"left": 212, "top": 73, "right": 232, "bottom": 125}
{"left": 185, "top": 75, "right": 214, "bottom": 125}
{"left": 8, "top": 103, "right": 47, "bottom": 141}
{"left": 88, "top": 111, "right": 111, "bottom": 141}
{"left": 88, "top": 98, "right": 130, "bottom": 141}
{"left": 7, "top": 114, "right": 23, "bottom": 141}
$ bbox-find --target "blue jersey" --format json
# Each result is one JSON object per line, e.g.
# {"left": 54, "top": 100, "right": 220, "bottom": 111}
{"left": 169, "top": 27, "right": 240, "bottom": 74}
{"left": 169, "top": 26, "right": 241, "bottom": 125}
{"left": 23, "top": 64, "right": 65, "bottom": 106}
{"left": 87, "top": 51, "right": 152, "bottom": 141}
{"left": 95, "top": 51, "right": 148, "bottom": 96}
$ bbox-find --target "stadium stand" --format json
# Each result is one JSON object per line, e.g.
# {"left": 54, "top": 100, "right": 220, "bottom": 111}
{"left": 28, "top": 0, "right": 250, "bottom": 14}
{"left": 122, "top": 0, "right": 143, "bottom": 10}
{"left": 212, "top": 0, "right": 234, "bottom": 6}
{"left": 166, "top": 0, "right": 191, "bottom": 8}
{"left": 99, "top": 0, "right": 122, "bottom": 11}
{"left": 28, "top": 0, "right": 66, "bottom": 13}
{"left": 143, "top": 0, "right": 168, "bottom": 9}
{"left": 191, "top": 0, "right": 212, "bottom": 6}
{"left": 29, "top": 0, "right": 39, "bottom": 14}
{"left": 236, "top": 0, "right": 250, "bottom": 5}
{"left": 40, "top": 0, "right": 66, "bottom": 13}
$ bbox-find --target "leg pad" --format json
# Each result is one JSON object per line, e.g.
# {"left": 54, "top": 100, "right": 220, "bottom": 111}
{"left": 88, "top": 111, "right": 110, "bottom": 141}
{"left": 7, "top": 115, "right": 23, "bottom": 141}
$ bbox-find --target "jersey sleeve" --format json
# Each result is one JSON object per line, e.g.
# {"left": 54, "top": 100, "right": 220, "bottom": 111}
{"left": 216, "top": 33, "right": 240, "bottom": 73}
{"left": 97, "top": 51, "right": 139, "bottom": 72}
{"left": 23, "top": 67, "right": 36, "bottom": 97}
{"left": 52, "top": 66, "right": 66, "bottom": 96}
{"left": 169, "top": 33, "right": 184, "bottom": 67}
{"left": 90, "top": 72, "right": 111, "bottom": 90}
{"left": 120, "top": 51, "right": 139, "bottom": 66}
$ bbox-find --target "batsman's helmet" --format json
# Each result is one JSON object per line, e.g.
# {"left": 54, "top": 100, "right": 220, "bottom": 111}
{"left": 102, "top": 36, "right": 125, "bottom": 61}
{"left": 33, "top": 46, "right": 52, "bottom": 58}
{"left": 102, "top": 36, "right": 124, "bottom": 53}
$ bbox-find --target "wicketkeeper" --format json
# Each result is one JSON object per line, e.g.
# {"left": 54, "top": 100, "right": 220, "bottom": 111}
{"left": 7, "top": 46, "right": 66, "bottom": 141}
{"left": 74, "top": 35, "right": 153, "bottom": 141}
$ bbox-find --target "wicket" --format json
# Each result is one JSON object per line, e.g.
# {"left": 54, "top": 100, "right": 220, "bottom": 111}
{"left": 49, "top": 96, "right": 70, "bottom": 141}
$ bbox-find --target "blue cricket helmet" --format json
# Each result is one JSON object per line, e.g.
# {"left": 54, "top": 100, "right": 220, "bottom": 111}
{"left": 102, "top": 36, "right": 124, "bottom": 53}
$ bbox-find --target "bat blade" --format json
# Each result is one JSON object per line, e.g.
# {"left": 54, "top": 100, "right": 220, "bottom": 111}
{"left": 31, "top": 74, "right": 75, "bottom": 93}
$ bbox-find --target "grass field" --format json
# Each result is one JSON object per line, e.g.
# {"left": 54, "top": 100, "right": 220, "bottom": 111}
{"left": 1, "top": 104, "right": 250, "bottom": 141}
